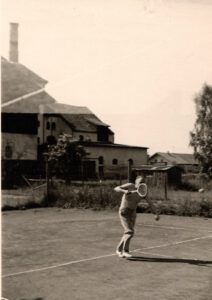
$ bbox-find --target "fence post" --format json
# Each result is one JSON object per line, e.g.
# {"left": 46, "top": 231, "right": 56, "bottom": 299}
{"left": 128, "top": 160, "right": 133, "bottom": 182}
{"left": 164, "top": 173, "right": 168, "bottom": 200}
{"left": 119, "top": 170, "right": 122, "bottom": 185}
{"left": 45, "top": 158, "right": 50, "bottom": 201}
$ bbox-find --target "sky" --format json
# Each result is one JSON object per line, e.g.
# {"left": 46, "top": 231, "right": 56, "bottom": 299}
{"left": 1, "top": 0, "right": 212, "bottom": 155}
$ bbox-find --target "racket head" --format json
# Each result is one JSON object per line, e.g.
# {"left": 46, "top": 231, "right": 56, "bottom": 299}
{"left": 137, "top": 183, "right": 148, "bottom": 198}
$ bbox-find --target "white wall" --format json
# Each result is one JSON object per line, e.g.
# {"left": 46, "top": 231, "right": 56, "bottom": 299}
{"left": 86, "top": 145, "right": 148, "bottom": 166}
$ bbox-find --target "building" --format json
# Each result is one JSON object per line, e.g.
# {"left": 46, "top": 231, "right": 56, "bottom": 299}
{"left": 149, "top": 152, "right": 200, "bottom": 173}
{"left": 1, "top": 23, "right": 148, "bottom": 183}
{"left": 131, "top": 165, "right": 183, "bottom": 187}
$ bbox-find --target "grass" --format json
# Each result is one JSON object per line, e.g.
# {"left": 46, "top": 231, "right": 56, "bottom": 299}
{"left": 2, "top": 178, "right": 212, "bottom": 218}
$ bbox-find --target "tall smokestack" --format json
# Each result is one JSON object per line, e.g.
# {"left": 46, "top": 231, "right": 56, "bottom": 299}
{"left": 9, "top": 22, "right": 19, "bottom": 63}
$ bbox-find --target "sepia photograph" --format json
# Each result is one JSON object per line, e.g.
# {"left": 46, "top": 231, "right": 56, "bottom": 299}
{"left": 1, "top": 0, "right": 212, "bottom": 299}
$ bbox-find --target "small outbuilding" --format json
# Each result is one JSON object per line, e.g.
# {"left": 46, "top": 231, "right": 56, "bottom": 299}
{"left": 131, "top": 165, "right": 183, "bottom": 187}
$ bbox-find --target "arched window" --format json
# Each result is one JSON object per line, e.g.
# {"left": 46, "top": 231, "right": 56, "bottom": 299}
{"left": 5, "top": 145, "right": 13, "bottom": 158}
{"left": 79, "top": 135, "right": 84, "bottom": 141}
{"left": 46, "top": 121, "right": 50, "bottom": 130}
{"left": 112, "top": 158, "right": 118, "bottom": 165}
{"left": 128, "top": 159, "right": 133, "bottom": 165}
{"left": 99, "top": 156, "right": 104, "bottom": 165}
{"left": 51, "top": 122, "right": 56, "bottom": 130}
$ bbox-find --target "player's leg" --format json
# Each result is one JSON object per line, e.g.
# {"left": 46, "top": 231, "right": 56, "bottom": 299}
{"left": 116, "top": 208, "right": 132, "bottom": 256}
{"left": 120, "top": 209, "right": 135, "bottom": 257}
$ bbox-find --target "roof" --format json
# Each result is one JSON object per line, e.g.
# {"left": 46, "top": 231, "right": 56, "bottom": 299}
{"left": 1, "top": 91, "right": 56, "bottom": 113}
{"left": 1, "top": 57, "right": 47, "bottom": 103}
{"left": 149, "top": 152, "right": 198, "bottom": 165}
{"left": 81, "top": 141, "right": 148, "bottom": 149}
{"left": 132, "top": 165, "right": 181, "bottom": 172}
{"left": 42, "top": 103, "right": 92, "bottom": 114}
{"left": 43, "top": 103, "right": 111, "bottom": 132}
{"left": 1, "top": 58, "right": 113, "bottom": 135}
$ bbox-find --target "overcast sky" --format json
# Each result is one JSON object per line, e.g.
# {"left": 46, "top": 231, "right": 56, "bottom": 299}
{"left": 1, "top": 0, "right": 212, "bottom": 155}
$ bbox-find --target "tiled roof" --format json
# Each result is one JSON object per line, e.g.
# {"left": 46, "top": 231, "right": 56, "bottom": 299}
{"left": 2, "top": 91, "right": 56, "bottom": 113}
{"left": 150, "top": 152, "right": 198, "bottom": 165}
{"left": 43, "top": 103, "right": 110, "bottom": 132}
{"left": 1, "top": 58, "right": 113, "bottom": 134}
{"left": 1, "top": 57, "right": 47, "bottom": 103}
{"left": 42, "top": 103, "right": 92, "bottom": 114}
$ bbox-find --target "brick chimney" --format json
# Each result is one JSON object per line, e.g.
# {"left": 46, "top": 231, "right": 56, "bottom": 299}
{"left": 9, "top": 23, "right": 19, "bottom": 63}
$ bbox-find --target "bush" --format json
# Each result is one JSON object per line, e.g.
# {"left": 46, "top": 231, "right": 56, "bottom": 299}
{"left": 2, "top": 180, "right": 212, "bottom": 218}
{"left": 39, "top": 182, "right": 120, "bottom": 210}
{"left": 200, "top": 199, "right": 212, "bottom": 218}
{"left": 178, "top": 181, "right": 199, "bottom": 192}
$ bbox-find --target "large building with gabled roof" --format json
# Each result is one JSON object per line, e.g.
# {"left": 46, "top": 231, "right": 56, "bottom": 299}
{"left": 1, "top": 23, "right": 148, "bottom": 183}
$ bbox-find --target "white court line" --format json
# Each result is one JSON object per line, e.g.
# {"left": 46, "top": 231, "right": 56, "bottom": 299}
{"left": 2, "top": 234, "right": 212, "bottom": 279}
{"left": 132, "top": 234, "right": 212, "bottom": 253}
{"left": 140, "top": 224, "right": 212, "bottom": 233}
{"left": 133, "top": 251, "right": 212, "bottom": 263}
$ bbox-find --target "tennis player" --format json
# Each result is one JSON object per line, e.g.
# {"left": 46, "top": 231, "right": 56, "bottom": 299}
{"left": 114, "top": 175, "right": 144, "bottom": 258}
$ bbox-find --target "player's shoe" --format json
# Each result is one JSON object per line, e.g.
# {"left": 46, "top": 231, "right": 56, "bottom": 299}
{"left": 122, "top": 251, "right": 132, "bottom": 258}
{"left": 116, "top": 250, "right": 123, "bottom": 257}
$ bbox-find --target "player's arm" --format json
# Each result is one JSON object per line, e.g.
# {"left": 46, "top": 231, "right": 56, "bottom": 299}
{"left": 114, "top": 183, "right": 134, "bottom": 194}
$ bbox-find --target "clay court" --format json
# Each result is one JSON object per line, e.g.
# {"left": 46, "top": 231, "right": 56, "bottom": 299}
{"left": 2, "top": 208, "right": 212, "bottom": 300}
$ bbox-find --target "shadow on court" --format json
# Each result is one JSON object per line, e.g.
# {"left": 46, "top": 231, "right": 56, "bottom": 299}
{"left": 128, "top": 256, "right": 212, "bottom": 267}
{"left": 20, "top": 298, "right": 44, "bottom": 300}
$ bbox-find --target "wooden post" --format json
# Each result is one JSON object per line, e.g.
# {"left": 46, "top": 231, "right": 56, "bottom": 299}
{"left": 119, "top": 169, "right": 122, "bottom": 185}
{"left": 45, "top": 158, "right": 50, "bottom": 201}
{"left": 81, "top": 162, "right": 84, "bottom": 184}
{"left": 164, "top": 173, "right": 168, "bottom": 200}
{"left": 128, "top": 160, "right": 133, "bottom": 182}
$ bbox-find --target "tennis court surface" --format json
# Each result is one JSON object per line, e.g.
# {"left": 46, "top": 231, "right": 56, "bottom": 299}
{"left": 2, "top": 208, "right": 212, "bottom": 300}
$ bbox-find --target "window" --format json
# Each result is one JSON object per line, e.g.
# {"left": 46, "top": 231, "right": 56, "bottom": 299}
{"left": 5, "top": 145, "right": 13, "bottom": 158}
{"left": 99, "top": 156, "right": 104, "bottom": 165}
{"left": 37, "top": 137, "right": 40, "bottom": 144}
{"left": 97, "top": 126, "right": 109, "bottom": 142}
{"left": 51, "top": 122, "right": 56, "bottom": 130}
{"left": 2, "top": 113, "right": 38, "bottom": 134}
{"left": 47, "top": 135, "right": 56, "bottom": 145}
{"left": 79, "top": 135, "right": 84, "bottom": 141}
{"left": 128, "top": 159, "right": 133, "bottom": 165}
{"left": 112, "top": 159, "right": 118, "bottom": 165}
{"left": 46, "top": 121, "right": 50, "bottom": 130}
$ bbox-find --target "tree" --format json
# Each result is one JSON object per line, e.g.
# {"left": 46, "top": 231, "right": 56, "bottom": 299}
{"left": 46, "top": 134, "right": 89, "bottom": 182}
{"left": 189, "top": 83, "right": 212, "bottom": 173}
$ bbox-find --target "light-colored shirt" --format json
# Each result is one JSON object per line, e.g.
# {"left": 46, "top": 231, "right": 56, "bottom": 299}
{"left": 114, "top": 183, "right": 140, "bottom": 210}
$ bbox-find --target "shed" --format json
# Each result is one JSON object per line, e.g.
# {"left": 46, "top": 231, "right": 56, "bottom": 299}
{"left": 131, "top": 165, "right": 182, "bottom": 187}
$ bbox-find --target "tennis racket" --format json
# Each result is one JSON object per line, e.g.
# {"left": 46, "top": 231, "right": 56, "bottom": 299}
{"left": 137, "top": 183, "right": 161, "bottom": 221}
{"left": 137, "top": 183, "right": 148, "bottom": 198}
